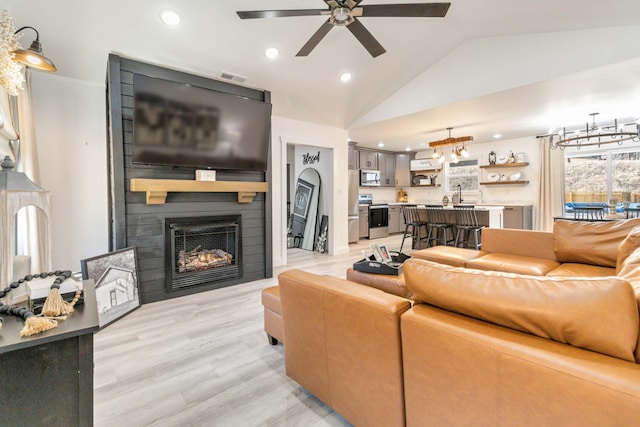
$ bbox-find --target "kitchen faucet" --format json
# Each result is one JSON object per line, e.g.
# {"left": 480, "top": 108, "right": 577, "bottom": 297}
{"left": 457, "top": 184, "right": 463, "bottom": 204}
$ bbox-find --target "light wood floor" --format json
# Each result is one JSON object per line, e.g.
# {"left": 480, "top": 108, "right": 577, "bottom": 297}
{"left": 94, "top": 233, "right": 407, "bottom": 427}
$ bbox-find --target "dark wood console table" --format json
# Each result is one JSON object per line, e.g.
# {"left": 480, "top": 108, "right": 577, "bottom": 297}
{"left": 0, "top": 280, "right": 99, "bottom": 426}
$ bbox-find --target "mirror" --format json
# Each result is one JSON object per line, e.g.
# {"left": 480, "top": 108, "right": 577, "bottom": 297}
{"left": 288, "top": 168, "right": 321, "bottom": 251}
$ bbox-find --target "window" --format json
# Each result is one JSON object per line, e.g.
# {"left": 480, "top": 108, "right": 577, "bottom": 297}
{"left": 612, "top": 151, "right": 640, "bottom": 202}
{"left": 564, "top": 148, "right": 640, "bottom": 211}
{"left": 447, "top": 158, "right": 479, "bottom": 192}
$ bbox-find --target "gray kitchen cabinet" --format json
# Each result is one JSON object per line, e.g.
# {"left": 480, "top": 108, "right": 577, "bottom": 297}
{"left": 359, "top": 206, "right": 369, "bottom": 238}
{"left": 395, "top": 153, "right": 412, "bottom": 187}
{"left": 359, "top": 150, "right": 378, "bottom": 170}
{"left": 502, "top": 205, "right": 533, "bottom": 229}
{"left": 348, "top": 142, "right": 358, "bottom": 170}
{"left": 378, "top": 152, "right": 396, "bottom": 187}
{"left": 389, "top": 205, "right": 400, "bottom": 233}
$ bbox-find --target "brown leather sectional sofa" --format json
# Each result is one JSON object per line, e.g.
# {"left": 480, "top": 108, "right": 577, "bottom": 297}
{"left": 277, "top": 219, "right": 640, "bottom": 426}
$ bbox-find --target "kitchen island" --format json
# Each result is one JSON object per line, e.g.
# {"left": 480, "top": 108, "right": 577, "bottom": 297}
{"left": 388, "top": 203, "right": 504, "bottom": 229}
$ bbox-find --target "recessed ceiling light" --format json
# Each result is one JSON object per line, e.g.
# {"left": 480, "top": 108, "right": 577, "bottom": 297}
{"left": 378, "top": 142, "right": 384, "bottom": 147}
{"left": 493, "top": 133, "right": 502, "bottom": 139}
{"left": 419, "top": 142, "right": 427, "bottom": 146}
{"left": 405, "top": 147, "right": 411, "bottom": 151}
{"left": 265, "top": 48, "right": 279, "bottom": 59}
{"left": 340, "top": 72, "right": 352, "bottom": 82}
{"left": 160, "top": 10, "right": 181, "bottom": 26}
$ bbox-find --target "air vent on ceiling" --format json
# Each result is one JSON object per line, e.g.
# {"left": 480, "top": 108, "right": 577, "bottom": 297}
{"left": 220, "top": 71, "right": 247, "bottom": 83}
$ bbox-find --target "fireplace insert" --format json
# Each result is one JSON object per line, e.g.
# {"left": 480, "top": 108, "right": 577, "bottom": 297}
{"left": 165, "top": 215, "right": 241, "bottom": 292}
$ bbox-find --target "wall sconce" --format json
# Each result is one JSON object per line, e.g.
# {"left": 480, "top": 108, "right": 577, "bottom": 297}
{"left": 12, "top": 26, "right": 57, "bottom": 72}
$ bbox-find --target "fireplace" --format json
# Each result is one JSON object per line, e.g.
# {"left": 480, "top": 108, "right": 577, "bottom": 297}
{"left": 165, "top": 216, "right": 241, "bottom": 292}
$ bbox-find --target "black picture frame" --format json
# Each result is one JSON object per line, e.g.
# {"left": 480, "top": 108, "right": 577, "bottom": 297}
{"left": 81, "top": 247, "right": 140, "bottom": 328}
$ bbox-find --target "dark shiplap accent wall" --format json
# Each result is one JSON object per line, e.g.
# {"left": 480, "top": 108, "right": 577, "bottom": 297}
{"left": 106, "top": 55, "right": 273, "bottom": 304}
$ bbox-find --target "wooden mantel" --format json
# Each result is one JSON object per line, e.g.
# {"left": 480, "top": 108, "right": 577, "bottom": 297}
{"left": 130, "top": 178, "right": 269, "bottom": 205}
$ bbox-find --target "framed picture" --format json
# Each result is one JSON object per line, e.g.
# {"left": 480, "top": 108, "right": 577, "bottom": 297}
{"left": 370, "top": 243, "right": 383, "bottom": 262}
{"left": 81, "top": 247, "right": 140, "bottom": 328}
{"left": 293, "top": 178, "right": 314, "bottom": 219}
{"left": 378, "top": 244, "right": 392, "bottom": 263}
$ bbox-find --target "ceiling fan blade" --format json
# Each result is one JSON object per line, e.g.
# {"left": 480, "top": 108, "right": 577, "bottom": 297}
{"left": 237, "top": 9, "right": 326, "bottom": 19}
{"left": 296, "top": 20, "right": 334, "bottom": 57}
{"left": 347, "top": 18, "right": 386, "bottom": 58}
{"left": 359, "top": 3, "right": 451, "bottom": 18}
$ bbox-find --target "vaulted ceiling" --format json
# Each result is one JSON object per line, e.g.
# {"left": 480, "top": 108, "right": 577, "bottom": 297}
{"left": 6, "top": 0, "right": 640, "bottom": 151}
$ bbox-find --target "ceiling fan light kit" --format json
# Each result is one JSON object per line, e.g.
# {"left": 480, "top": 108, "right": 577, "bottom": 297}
{"left": 236, "top": 1, "right": 451, "bottom": 57}
{"left": 330, "top": 7, "right": 354, "bottom": 26}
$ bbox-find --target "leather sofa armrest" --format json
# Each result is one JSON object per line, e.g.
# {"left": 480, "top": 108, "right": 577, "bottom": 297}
{"left": 278, "top": 270, "right": 411, "bottom": 427}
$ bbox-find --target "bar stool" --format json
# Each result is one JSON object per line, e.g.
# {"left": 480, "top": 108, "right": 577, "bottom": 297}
{"left": 400, "top": 205, "right": 429, "bottom": 252}
{"left": 453, "top": 205, "right": 484, "bottom": 250}
{"left": 424, "top": 205, "right": 454, "bottom": 247}
{"left": 574, "top": 207, "right": 604, "bottom": 221}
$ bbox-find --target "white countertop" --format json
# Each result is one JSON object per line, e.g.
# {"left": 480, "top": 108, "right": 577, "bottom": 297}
{"left": 386, "top": 201, "right": 531, "bottom": 207}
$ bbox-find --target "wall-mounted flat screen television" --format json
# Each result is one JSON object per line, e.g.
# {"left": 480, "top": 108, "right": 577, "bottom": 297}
{"left": 132, "top": 73, "right": 272, "bottom": 171}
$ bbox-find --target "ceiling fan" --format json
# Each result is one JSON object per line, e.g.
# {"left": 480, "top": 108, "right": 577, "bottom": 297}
{"left": 236, "top": 1, "right": 451, "bottom": 58}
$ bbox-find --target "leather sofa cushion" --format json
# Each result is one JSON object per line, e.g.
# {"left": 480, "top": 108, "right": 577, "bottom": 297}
{"left": 403, "top": 258, "right": 639, "bottom": 362}
{"left": 554, "top": 218, "right": 640, "bottom": 267}
{"left": 481, "top": 228, "right": 557, "bottom": 260}
{"left": 346, "top": 268, "right": 410, "bottom": 298}
{"left": 617, "top": 244, "right": 640, "bottom": 362}
{"left": 411, "top": 246, "right": 486, "bottom": 267}
{"left": 466, "top": 253, "right": 560, "bottom": 276}
{"left": 547, "top": 263, "right": 615, "bottom": 277}
{"left": 617, "top": 225, "right": 640, "bottom": 274}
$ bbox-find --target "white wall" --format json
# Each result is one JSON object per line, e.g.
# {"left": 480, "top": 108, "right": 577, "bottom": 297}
{"left": 271, "top": 116, "right": 349, "bottom": 267}
{"left": 31, "top": 72, "right": 109, "bottom": 271}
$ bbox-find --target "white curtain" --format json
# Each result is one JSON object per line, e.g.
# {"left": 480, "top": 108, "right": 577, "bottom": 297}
{"left": 0, "top": 85, "right": 18, "bottom": 157}
{"left": 16, "top": 69, "right": 48, "bottom": 272}
{"left": 536, "top": 136, "right": 565, "bottom": 231}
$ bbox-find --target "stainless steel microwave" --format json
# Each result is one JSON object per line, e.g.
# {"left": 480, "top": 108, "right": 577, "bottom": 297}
{"left": 360, "top": 170, "right": 381, "bottom": 186}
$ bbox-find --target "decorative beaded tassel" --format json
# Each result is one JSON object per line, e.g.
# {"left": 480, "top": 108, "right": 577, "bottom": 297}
{"left": 41, "top": 270, "right": 79, "bottom": 317}
{"left": 0, "top": 270, "right": 82, "bottom": 337}
{"left": 0, "top": 304, "right": 58, "bottom": 337}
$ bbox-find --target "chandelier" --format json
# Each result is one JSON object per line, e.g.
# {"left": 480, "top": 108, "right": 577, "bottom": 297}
{"left": 542, "top": 113, "right": 640, "bottom": 150}
{"left": 429, "top": 127, "right": 472, "bottom": 164}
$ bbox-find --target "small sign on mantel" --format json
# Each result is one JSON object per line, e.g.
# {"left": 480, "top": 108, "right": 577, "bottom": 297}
{"left": 196, "top": 170, "right": 217, "bottom": 181}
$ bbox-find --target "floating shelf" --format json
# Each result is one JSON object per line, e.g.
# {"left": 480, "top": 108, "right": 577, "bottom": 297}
{"left": 411, "top": 184, "right": 441, "bottom": 188}
{"left": 480, "top": 180, "right": 529, "bottom": 186}
{"left": 480, "top": 162, "right": 529, "bottom": 169}
{"left": 130, "top": 179, "right": 269, "bottom": 205}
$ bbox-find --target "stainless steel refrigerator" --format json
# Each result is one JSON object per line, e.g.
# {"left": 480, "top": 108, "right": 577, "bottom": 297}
{"left": 348, "top": 170, "right": 359, "bottom": 243}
